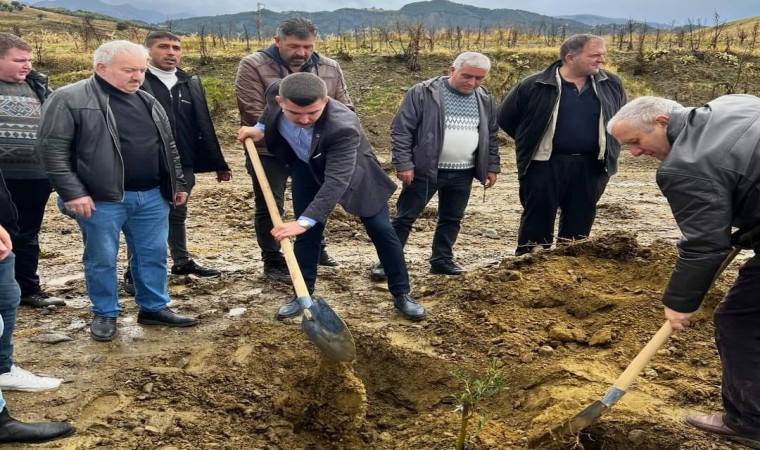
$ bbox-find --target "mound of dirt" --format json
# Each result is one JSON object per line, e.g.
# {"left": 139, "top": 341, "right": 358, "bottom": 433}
{"left": 19, "top": 145, "right": 745, "bottom": 449}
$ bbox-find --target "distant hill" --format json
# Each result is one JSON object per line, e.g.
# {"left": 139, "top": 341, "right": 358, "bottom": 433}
{"left": 31, "top": 0, "right": 193, "bottom": 24}
{"left": 167, "top": 0, "right": 593, "bottom": 37}
{"left": 558, "top": 14, "right": 672, "bottom": 29}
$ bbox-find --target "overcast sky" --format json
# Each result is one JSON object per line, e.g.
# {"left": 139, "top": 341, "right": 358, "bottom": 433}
{"left": 129, "top": 0, "right": 757, "bottom": 25}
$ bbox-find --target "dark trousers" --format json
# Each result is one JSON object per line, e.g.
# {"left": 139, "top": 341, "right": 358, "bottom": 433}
{"left": 715, "top": 253, "right": 760, "bottom": 439}
{"left": 515, "top": 154, "right": 609, "bottom": 256}
{"left": 167, "top": 167, "right": 196, "bottom": 265}
{"left": 392, "top": 169, "right": 474, "bottom": 265}
{"left": 246, "top": 154, "right": 326, "bottom": 266}
{"left": 290, "top": 160, "right": 409, "bottom": 297}
{"left": 5, "top": 178, "right": 52, "bottom": 297}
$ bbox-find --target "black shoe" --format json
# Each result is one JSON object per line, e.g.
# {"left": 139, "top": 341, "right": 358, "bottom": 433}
{"left": 0, "top": 408, "right": 74, "bottom": 443}
{"left": 264, "top": 263, "right": 292, "bottom": 284}
{"left": 123, "top": 270, "right": 136, "bottom": 296}
{"left": 430, "top": 261, "right": 465, "bottom": 276}
{"left": 275, "top": 298, "right": 303, "bottom": 321}
{"left": 171, "top": 260, "right": 221, "bottom": 277}
{"left": 19, "top": 292, "right": 66, "bottom": 308}
{"left": 137, "top": 308, "right": 199, "bottom": 327}
{"left": 393, "top": 294, "right": 427, "bottom": 321}
{"left": 318, "top": 248, "right": 340, "bottom": 267}
{"left": 90, "top": 316, "right": 117, "bottom": 342}
{"left": 369, "top": 262, "right": 387, "bottom": 281}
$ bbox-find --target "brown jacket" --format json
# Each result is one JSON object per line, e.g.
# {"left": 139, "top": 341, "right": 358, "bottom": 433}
{"left": 235, "top": 45, "right": 352, "bottom": 155}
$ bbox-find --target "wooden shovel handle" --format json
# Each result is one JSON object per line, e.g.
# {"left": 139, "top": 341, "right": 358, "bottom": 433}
{"left": 612, "top": 246, "right": 742, "bottom": 391}
{"left": 244, "top": 138, "right": 311, "bottom": 299}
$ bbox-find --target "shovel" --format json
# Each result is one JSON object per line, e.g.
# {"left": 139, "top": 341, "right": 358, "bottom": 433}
{"left": 244, "top": 138, "right": 356, "bottom": 362}
{"left": 531, "top": 246, "right": 742, "bottom": 446}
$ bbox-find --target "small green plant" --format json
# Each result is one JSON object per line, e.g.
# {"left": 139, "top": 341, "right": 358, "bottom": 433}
{"left": 452, "top": 359, "right": 508, "bottom": 450}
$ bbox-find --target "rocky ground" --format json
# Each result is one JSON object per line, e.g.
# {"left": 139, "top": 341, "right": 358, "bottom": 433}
{"left": 5, "top": 144, "right": 752, "bottom": 450}
{"left": 7, "top": 47, "right": 759, "bottom": 449}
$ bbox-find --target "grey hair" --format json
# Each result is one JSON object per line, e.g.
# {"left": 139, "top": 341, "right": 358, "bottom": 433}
{"left": 607, "top": 96, "right": 684, "bottom": 133}
{"left": 452, "top": 51, "right": 491, "bottom": 71}
{"left": 92, "top": 40, "right": 149, "bottom": 70}
{"left": 559, "top": 34, "right": 603, "bottom": 61}
{"left": 277, "top": 17, "right": 318, "bottom": 40}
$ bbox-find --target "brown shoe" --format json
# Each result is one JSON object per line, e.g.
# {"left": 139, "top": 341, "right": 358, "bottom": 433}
{"left": 684, "top": 414, "right": 760, "bottom": 449}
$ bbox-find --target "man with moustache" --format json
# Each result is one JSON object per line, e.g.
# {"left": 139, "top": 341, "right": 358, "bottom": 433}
{"left": 235, "top": 17, "right": 351, "bottom": 283}
{"left": 36, "top": 40, "right": 198, "bottom": 342}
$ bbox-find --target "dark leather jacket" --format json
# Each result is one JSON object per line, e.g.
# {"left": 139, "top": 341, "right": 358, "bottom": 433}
{"left": 390, "top": 76, "right": 500, "bottom": 184}
{"left": 141, "top": 68, "right": 229, "bottom": 173}
{"left": 498, "top": 60, "right": 627, "bottom": 178}
{"left": 659, "top": 94, "right": 760, "bottom": 313}
{"left": 35, "top": 76, "right": 185, "bottom": 202}
{"left": 25, "top": 70, "right": 51, "bottom": 103}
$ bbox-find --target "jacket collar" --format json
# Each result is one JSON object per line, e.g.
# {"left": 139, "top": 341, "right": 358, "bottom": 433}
{"left": 536, "top": 60, "right": 610, "bottom": 86}
{"left": 666, "top": 108, "right": 692, "bottom": 146}
{"left": 259, "top": 44, "right": 322, "bottom": 74}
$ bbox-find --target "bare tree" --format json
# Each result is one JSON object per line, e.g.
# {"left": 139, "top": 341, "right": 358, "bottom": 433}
{"left": 617, "top": 26, "right": 625, "bottom": 50}
{"left": 198, "top": 25, "right": 211, "bottom": 65}
{"left": 687, "top": 17, "right": 704, "bottom": 51}
{"left": 654, "top": 26, "right": 662, "bottom": 50}
{"left": 242, "top": 24, "right": 251, "bottom": 52}
{"left": 710, "top": 11, "right": 727, "bottom": 49}
{"left": 637, "top": 21, "right": 649, "bottom": 56}
{"left": 403, "top": 22, "right": 424, "bottom": 72}
{"left": 731, "top": 21, "right": 759, "bottom": 92}
{"left": 737, "top": 27, "right": 748, "bottom": 45}
{"left": 626, "top": 19, "right": 636, "bottom": 51}
{"left": 30, "top": 34, "right": 44, "bottom": 65}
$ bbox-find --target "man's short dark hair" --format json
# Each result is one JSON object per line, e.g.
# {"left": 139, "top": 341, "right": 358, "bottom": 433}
{"left": 559, "top": 34, "right": 603, "bottom": 61}
{"left": 277, "top": 17, "right": 318, "bottom": 40}
{"left": 279, "top": 72, "right": 327, "bottom": 106}
{"left": 145, "top": 31, "right": 181, "bottom": 48}
{"left": 0, "top": 32, "right": 31, "bottom": 58}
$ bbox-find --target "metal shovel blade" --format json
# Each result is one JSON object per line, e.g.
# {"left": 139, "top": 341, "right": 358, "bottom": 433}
{"left": 301, "top": 297, "right": 356, "bottom": 362}
{"left": 529, "top": 400, "right": 608, "bottom": 446}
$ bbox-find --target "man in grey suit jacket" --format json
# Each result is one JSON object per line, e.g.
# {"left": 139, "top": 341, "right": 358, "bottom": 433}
{"left": 238, "top": 72, "right": 426, "bottom": 322}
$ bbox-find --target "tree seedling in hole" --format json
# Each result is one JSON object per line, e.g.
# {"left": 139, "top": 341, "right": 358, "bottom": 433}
{"left": 452, "top": 359, "right": 508, "bottom": 450}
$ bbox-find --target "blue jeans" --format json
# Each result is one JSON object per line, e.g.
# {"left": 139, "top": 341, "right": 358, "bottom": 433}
{"left": 59, "top": 188, "right": 170, "bottom": 317}
{"left": 0, "top": 264, "right": 6, "bottom": 410}
{"left": 0, "top": 253, "right": 19, "bottom": 378}
{"left": 392, "top": 169, "right": 474, "bottom": 265}
{"left": 290, "top": 160, "right": 410, "bottom": 297}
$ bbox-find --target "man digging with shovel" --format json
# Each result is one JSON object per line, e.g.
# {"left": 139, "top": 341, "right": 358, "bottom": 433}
{"left": 237, "top": 72, "right": 427, "bottom": 323}
{"left": 608, "top": 94, "right": 760, "bottom": 449}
